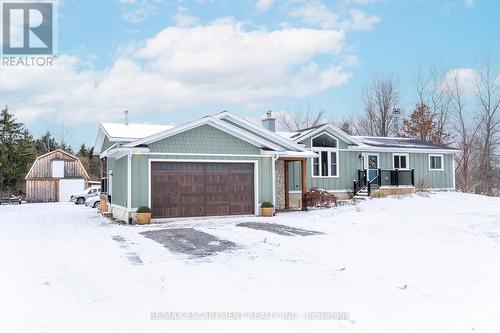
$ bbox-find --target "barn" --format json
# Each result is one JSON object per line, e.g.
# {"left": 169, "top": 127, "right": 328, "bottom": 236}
{"left": 25, "top": 150, "right": 90, "bottom": 203}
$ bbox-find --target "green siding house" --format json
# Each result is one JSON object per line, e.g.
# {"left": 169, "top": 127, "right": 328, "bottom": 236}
{"left": 94, "top": 111, "right": 458, "bottom": 222}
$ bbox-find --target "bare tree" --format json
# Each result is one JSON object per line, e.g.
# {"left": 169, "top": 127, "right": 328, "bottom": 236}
{"left": 331, "top": 117, "right": 355, "bottom": 135}
{"left": 475, "top": 61, "right": 500, "bottom": 196}
{"left": 414, "top": 65, "right": 452, "bottom": 144}
{"left": 277, "top": 107, "right": 325, "bottom": 131}
{"left": 445, "top": 71, "right": 481, "bottom": 193}
{"left": 356, "top": 77, "right": 400, "bottom": 137}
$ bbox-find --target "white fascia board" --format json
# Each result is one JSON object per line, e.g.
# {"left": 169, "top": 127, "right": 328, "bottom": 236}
{"left": 123, "top": 116, "right": 211, "bottom": 148}
{"left": 123, "top": 116, "right": 285, "bottom": 151}
{"left": 293, "top": 124, "right": 362, "bottom": 146}
{"left": 216, "top": 112, "right": 308, "bottom": 152}
{"left": 208, "top": 117, "right": 284, "bottom": 151}
{"left": 260, "top": 150, "right": 318, "bottom": 158}
{"left": 104, "top": 147, "right": 150, "bottom": 159}
{"left": 347, "top": 146, "right": 459, "bottom": 154}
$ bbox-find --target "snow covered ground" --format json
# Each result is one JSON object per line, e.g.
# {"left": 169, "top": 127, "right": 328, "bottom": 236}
{"left": 1, "top": 192, "right": 499, "bottom": 333}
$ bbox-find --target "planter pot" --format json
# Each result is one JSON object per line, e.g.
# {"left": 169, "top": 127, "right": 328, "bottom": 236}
{"left": 261, "top": 207, "right": 274, "bottom": 217}
{"left": 136, "top": 212, "right": 151, "bottom": 225}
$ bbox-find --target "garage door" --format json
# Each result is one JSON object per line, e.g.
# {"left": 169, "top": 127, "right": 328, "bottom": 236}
{"left": 151, "top": 162, "right": 255, "bottom": 218}
{"left": 59, "top": 179, "right": 85, "bottom": 202}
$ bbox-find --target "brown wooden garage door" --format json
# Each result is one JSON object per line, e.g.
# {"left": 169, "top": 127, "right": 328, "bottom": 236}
{"left": 151, "top": 162, "right": 255, "bottom": 218}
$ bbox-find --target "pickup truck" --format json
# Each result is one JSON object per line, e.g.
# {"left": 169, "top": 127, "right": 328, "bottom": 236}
{"left": 70, "top": 187, "right": 101, "bottom": 205}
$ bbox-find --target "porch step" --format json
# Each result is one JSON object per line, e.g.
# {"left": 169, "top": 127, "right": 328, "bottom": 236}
{"left": 353, "top": 195, "right": 368, "bottom": 200}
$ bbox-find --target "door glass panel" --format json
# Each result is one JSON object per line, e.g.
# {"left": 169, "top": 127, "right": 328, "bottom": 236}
{"left": 367, "top": 155, "right": 378, "bottom": 181}
{"left": 321, "top": 151, "right": 328, "bottom": 176}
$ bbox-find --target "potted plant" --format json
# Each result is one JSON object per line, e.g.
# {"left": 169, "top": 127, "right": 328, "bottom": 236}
{"left": 136, "top": 206, "right": 152, "bottom": 225}
{"left": 260, "top": 202, "right": 274, "bottom": 217}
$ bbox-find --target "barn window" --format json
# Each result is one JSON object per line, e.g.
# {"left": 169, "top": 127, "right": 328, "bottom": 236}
{"left": 52, "top": 160, "right": 64, "bottom": 178}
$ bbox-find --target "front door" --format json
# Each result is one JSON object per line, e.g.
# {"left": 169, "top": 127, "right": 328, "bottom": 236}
{"left": 366, "top": 154, "right": 379, "bottom": 182}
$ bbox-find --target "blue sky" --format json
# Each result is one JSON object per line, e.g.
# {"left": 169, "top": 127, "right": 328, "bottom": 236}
{"left": 3, "top": 0, "right": 499, "bottom": 148}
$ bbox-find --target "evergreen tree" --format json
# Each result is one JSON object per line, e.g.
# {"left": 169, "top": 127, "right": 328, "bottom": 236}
{"left": 35, "top": 131, "right": 59, "bottom": 155}
{"left": 0, "top": 107, "right": 36, "bottom": 191}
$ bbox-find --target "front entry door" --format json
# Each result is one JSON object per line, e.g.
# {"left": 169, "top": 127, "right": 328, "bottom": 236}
{"left": 366, "top": 154, "right": 379, "bottom": 182}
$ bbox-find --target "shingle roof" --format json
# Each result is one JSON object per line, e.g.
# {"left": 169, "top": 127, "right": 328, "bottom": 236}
{"left": 354, "top": 136, "right": 458, "bottom": 150}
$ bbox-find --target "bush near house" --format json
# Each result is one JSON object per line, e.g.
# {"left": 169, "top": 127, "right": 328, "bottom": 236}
{"left": 303, "top": 188, "right": 337, "bottom": 209}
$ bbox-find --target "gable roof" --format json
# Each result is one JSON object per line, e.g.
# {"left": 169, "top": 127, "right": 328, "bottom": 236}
{"left": 123, "top": 114, "right": 288, "bottom": 152}
{"left": 215, "top": 111, "right": 308, "bottom": 152}
{"left": 279, "top": 123, "right": 362, "bottom": 146}
{"left": 94, "top": 122, "right": 173, "bottom": 154}
{"left": 355, "top": 136, "right": 458, "bottom": 150}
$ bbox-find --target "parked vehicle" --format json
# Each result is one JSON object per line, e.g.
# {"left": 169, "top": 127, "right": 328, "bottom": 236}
{"left": 85, "top": 196, "right": 100, "bottom": 209}
{"left": 70, "top": 187, "right": 101, "bottom": 205}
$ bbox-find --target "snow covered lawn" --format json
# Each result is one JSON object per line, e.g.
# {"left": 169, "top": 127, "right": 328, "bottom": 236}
{"left": 1, "top": 192, "right": 499, "bottom": 333}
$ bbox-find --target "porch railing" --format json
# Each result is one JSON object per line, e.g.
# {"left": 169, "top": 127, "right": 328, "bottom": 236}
{"left": 353, "top": 168, "right": 415, "bottom": 196}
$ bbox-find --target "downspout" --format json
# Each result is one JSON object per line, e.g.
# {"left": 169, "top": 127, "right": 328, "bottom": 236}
{"left": 452, "top": 154, "right": 456, "bottom": 191}
{"left": 127, "top": 152, "right": 132, "bottom": 224}
{"left": 271, "top": 154, "right": 279, "bottom": 208}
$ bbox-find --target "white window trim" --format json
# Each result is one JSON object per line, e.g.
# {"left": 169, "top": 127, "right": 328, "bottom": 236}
{"left": 311, "top": 132, "right": 340, "bottom": 178}
{"left": 311, "top": 149, "right": 339, "bottom": 178}
{"left": 392, "top": 153, "right": 410, "bottom": 170}
{"left": 429, "top": 154, "right": 444, "bottom": 171}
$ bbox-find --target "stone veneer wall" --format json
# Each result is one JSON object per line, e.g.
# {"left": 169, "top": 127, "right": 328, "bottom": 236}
{"left": 275, "top": 160, "right": 285, "bottom": 209}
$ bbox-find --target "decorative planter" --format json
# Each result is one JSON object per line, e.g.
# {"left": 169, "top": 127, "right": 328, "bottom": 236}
{"left": 136, "top": 212, "right": 151, "bottom": 225}
{"left": 261, "top": 207, "right": 274, "bottom": 217}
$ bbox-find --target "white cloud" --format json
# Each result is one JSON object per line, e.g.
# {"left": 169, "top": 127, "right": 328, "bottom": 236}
{"left": 441, "top": 68, "right": 479, "bottom": 94}
{"left": 2, "top": 19, "right": 351, "bottom": 125}
{"left": 255, "top": 0, "right": 275, "bottom": 12}
{"left": 290, "top": 1, "right": 379, "bottom": 31}
{"left": 465, "top": 0, "right": 475, "bottom": 8}
{"left": 290, "top": 0, "right": 339, "bottom": 29}
{"left": 120, "top": 0, "right": 167, "bottom": 23}
{"left": 174, "top": 6, "right": 199, "bottom": 27}
{"left": 343, "top": 9, "right": 380, "bottom": 31}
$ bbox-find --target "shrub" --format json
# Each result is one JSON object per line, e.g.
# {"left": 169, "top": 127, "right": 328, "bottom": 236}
{"left": 416, "top": 178, "right": 428, "bottom": 192}
{"left": 303, "top": 188, "right": 337, "bottom": 209}
{"left": 136, "top": 206, "right": 151, "bottom": 213}
{"left": 371, "top": 190, "right": 387, "bottom": 199}
{"left": 261, "top": 202, "right": 274, "bottom": 208}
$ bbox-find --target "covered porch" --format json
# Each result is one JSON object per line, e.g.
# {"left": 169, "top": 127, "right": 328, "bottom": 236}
{"left": 274, "top": 157, "right": 308, "bottom": 211}
{"left": 354, "top": 168, "right": 416, "bottom": 196}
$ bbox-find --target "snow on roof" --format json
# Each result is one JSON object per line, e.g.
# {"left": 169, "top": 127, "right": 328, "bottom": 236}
{"left": 354, "top": 136, "right": 456, "bottom": 150}
{"left": 101, "top": 122, "right": 174, "bottom": 140}
{"left": 275, "top": 131, "right": 299, "bottom": 139}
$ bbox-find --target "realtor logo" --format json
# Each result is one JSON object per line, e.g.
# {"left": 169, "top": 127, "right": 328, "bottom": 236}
{"left": 2, "top": 2, "right": 53, "bottom": 55}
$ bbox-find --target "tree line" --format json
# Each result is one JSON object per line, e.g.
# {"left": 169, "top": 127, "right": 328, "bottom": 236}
{"left": 0, "top": 107, "right": 100, "bottom": 193}
{"left": 278, "top": 63, "right": 499, "bottom": 196}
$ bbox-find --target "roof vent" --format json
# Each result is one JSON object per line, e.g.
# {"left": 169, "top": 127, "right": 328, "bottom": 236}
{"left": 262, "top": 111, "right": 276, "bottom": 132}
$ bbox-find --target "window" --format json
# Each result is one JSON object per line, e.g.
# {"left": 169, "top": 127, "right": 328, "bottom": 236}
{"left": 330, "top": 152, "right": 337, "bottom": 176}
{"left": 429, "top": 154, "right": 444, "bottom": 171}
{"left": 311, "top": 133, "right": 339, "bottom": 177}
{"left": 312, "top": 133, "right": 338, "bottom": 148}
{"left": 393, "top": 153, "right": 409, "bottom": 169}
{"left": 52, "top": 160, "right": 64, "bottom": 178}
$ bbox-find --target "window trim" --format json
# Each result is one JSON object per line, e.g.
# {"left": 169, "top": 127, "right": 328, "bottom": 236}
{"left": 311, "top": 133, "right": 340, "bottom": 178}
{"left": 392, "top": 153, "right": 410, "bottom": 170}
{"left": 428, "top": 154, "right": 444, "bottom": 171}
{"left": 311, "top": 132, "right": 339, "bottom": 149}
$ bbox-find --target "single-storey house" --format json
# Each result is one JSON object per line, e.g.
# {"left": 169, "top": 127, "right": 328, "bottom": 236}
{"left": 26, "top": 149, "right": 90, "bottom": 203}
{"left": 94, "top": 111, "right": 458, "bottom": 222}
